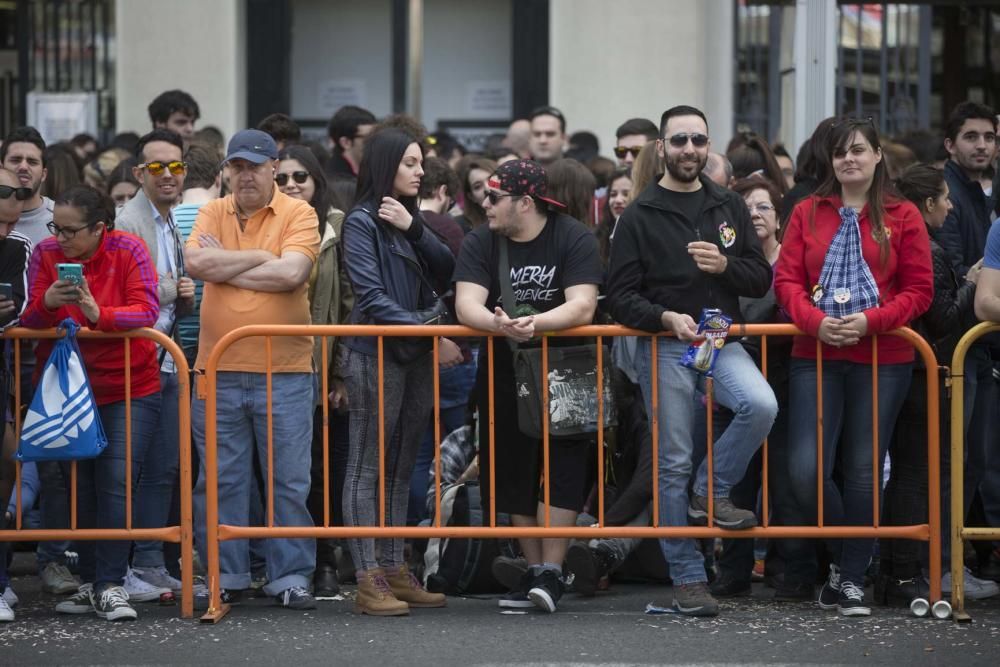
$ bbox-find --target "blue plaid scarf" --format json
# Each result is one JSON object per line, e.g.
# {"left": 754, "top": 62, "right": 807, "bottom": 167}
{"left": 814, "top": 206, "right": 880, "bottom": 318}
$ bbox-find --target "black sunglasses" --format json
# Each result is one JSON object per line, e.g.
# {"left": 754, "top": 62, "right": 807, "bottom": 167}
{"left": 613, "top": 146, "right": 643, "bottom": 159}
{"left": 484, "top": 190, "right": 517, "bottom": 206}
{"left": 664, "top": 133, "right": 709, "bottom": 148}
{"left": 275, "top": 171, "right": 309, "bottom": 186}
{"left": 0, "top": 185, "right": 32, "bottom": 201}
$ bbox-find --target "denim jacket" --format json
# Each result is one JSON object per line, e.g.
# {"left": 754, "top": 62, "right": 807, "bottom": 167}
{"left": 341, "top": 202, "right": 455, "bottom": 356}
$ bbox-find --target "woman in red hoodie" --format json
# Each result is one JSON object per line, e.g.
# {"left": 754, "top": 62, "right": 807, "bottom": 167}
{"left": 21, "top": 185, "right": 160, "bottom": 622}
{"left": 774, "top": 119, "right": 933, "bottom": 618}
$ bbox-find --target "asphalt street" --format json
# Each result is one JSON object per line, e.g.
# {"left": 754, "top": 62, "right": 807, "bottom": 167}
{"left": 3, "top": 552, "right": 1000, "bottom": 666}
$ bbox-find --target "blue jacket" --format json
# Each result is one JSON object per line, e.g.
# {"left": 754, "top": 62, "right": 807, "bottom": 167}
{"left": 933, "top": 159, "right": 992, "bottom": 278}
{"left": 341, "top": 203, "right": 455, "bottom": 356}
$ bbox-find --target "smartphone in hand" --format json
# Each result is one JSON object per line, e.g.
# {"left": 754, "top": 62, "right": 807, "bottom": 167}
{"left": 57, "top": 263, "right": 84, "bottom": 286}
{"left": 0, "top": 282, "right": 12, "bottom": 301}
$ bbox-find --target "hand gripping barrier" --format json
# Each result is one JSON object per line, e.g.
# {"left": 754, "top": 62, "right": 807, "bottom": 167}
{"left": 0, "top": 327, "right": 195, "bottom": 618}
{"left": 948, "top": 321, "right": 1000, "bottom": 622}
{"left": 198, "top": 323, "right": 942, "bottom": 622}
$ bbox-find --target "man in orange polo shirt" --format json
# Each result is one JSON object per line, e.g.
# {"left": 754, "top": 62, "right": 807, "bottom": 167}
{"left": 185, "top": 129, "right": 320, "bottom": 610}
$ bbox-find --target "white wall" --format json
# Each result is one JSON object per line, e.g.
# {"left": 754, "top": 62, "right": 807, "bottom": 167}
{"left": 115, "top": 0, "right": 246, "bottom": 140}
{"left": 421, "top": 0, "right": 512, "bottom": 130}
{"left": 289, "top": 0, "right": 393, "bottom": 122}
{"left": 550, "top": 0, "right": 733, "bottom": 156}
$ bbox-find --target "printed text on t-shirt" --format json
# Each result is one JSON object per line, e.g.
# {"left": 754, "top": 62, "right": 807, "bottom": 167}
{"left": 510, "top": 265, "right": 557, "bottom": 303}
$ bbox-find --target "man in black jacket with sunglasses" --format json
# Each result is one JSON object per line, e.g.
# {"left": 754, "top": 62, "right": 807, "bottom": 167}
{"left": 606, "top": 105, "right": 776, "bottom": 617}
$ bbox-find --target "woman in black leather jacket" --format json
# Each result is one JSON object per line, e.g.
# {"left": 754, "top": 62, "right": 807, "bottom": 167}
{"left": 340, "top": 128, "right": 459, "bottom": 615}
{"left": 879, "top": 164, "right": 997, "bottom": 606}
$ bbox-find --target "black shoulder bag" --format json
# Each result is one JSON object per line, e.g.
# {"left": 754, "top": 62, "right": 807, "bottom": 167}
{"left": 497, "top": 236, "right": 616, "bottom": 439}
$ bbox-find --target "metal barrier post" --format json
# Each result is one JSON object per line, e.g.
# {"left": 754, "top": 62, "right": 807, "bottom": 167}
{"left": 949, "top": 322, "right": 1000, "bottom": 622}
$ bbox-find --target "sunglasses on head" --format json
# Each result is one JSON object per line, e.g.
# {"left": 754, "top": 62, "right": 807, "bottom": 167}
{"left": 139, "top": 160, "right": 186, "bottom": 176}
{"left": 613, "top": 146, "right": 643, "bottom": 159}
{"left": 0, "top": 185, "right": 32, "bottom": 201}
{"left": 275, "top": 171, "right": 309, "bottom": 187}
{"left": 664, "top": 133, "right": 709, "bottom": 148}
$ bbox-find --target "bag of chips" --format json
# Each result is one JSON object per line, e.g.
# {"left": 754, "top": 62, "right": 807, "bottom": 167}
{"left": 679, "top": 309, "right": 732, "bottom": 377}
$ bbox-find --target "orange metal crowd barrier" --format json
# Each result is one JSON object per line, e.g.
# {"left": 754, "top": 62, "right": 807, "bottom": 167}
{"left": 0, "top": 327, "right": 195, "bottom": 619}
{"left": 949, "top": 321, "right": 1000, "bottom": 622}
{"left": 198, "top": 323, "right": 943, "bottom": 622}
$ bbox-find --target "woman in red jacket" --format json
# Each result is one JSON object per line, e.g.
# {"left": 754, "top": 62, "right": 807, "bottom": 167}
{"left": 21, "top": 185, "right": 160, "bottom": 622}
{"left": 774, "top": 119, "right": 933, "bottom": 617}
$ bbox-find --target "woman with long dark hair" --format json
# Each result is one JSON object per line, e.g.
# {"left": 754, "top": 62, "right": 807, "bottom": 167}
{"left": 454, "top": 155, "right": 497, "bottom": 232}
{"left": 774, "top": 119, "right": 933, "bottom": 617}
{"left": 340, "top": 128, "right": 455, "bottom": 615}
{"left": 276, "top": 144, "right": 354, "bottom": 597}
{"left": 595, "top": 167, "right": 632, "bottom": 268}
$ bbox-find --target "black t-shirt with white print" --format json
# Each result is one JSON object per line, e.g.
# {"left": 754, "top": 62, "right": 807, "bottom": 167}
{"left": 453, "top": 212, "right": 603, "bottom": 352}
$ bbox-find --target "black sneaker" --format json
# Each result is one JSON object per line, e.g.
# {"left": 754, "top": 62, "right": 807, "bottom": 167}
{"left": 527, "top": 569, "right": 564, "bottom": 613}
{"left": 838, "top": 581, "right": 871, "bottom": 617}
{"left": 55, "top": 583, "right": 95, "bottom": 615}
{"left": 773, "top": 580, "right": 814, "bottom": 602}
{"left": 497, "top": 568, "right": 534, "bottom": 609}
{"left": 278, "top": 586, "right": 316, "bottom": 610}
{"left": 709, "top": 573, "right": 752, "bottom": 598}
{"left": 313, "top": 564, "right": 340, "bottom": 597}
{"left": 672, "top": 581, "right": 719, "bottom": 617}
{"left": 491, "top": 555, "right": 529, "bottom": 592}
{"left": 565, "top": 543, "right": 617, "bottom": 597}
{"left": 688, "top": 495, "right": 758, "bottom": 529}
{"left": 818, "top": 564, "right": 841, "bottom": 609}
{"left": 91, "top": 585, "right": 137, "bottom": 622}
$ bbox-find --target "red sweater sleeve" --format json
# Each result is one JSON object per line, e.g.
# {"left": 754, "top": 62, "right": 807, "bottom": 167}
{"left": 92, "top": 234, "right": 160, "bottom": 332}
{"left": 20, "top": 244, "right": 62, "bottom": 329}
{"left": 774, "top": 199, "right": 827, "bottom": 337}
{"left": 863, "top": 202, "right": 933, "bottom": 333}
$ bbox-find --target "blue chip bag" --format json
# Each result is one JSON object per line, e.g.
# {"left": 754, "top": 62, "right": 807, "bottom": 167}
{"left": 679, "top": 308, "right": 733, "bottom": 376}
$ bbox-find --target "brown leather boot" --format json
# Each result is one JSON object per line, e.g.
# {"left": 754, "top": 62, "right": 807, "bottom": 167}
{"left": 354, "top": 568, "right": 409, "bottom": 616}
{"left": 384, "top": 565, "right": 447, "bottom": 608}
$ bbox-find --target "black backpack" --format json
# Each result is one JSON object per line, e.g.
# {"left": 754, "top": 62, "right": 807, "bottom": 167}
{"left": 423, "top": 482, "right": 516, "bottom": 595}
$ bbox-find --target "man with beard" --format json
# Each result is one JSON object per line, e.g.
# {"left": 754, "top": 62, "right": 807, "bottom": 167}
{"left": 1, "top": 127, "right": 52, "bottom": 249}
{"left": 606, "top": 105, "right": 776, "bottom": 617}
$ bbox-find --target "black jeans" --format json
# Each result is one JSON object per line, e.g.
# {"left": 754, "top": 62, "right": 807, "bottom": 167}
{"left": 307, "top": 406, "right": 351, "bottom": 567}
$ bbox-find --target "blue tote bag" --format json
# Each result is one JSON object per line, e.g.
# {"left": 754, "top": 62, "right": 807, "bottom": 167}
{"left": 17, "top": 318, "right": 108, "bottom": 462}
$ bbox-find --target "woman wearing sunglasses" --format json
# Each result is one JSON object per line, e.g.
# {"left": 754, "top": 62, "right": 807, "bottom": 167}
{"left": 774, "top": 119, "right": 933, "bottom": 617}
{"left": 340, "top": 128, "right": 455, "bottom": 616}
{"left": 275, "top": 144, "right": 355, "bottom": 598}
{"left": 20, "top": 185, "right": 161, "bottom": 622}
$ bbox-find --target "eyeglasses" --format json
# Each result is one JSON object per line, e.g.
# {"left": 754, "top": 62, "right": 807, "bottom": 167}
{"left": 665, "top": 133, "right": 709, "bottom": 148}
{"left": 138, "top": 160, "right": 186, "bottom": 176}
{"left": 275, "top": 171, "right": 309, "bottom": 186}
{"left": 613, "top": 146, "right": 643, "bottom": 159}
{"left": 46, "top": 222, "right": 91, "bottom": 239}
{"left": 747, "top": 202, "right": 775, "bottom": 215}
{"left": 0, "top": 185, "right": 32, "bottom": 200}
{"left": 484, "top": 190, "right": 517, "bottom": 205}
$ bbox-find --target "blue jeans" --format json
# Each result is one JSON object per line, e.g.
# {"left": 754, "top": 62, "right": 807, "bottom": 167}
{"left": 133, "top": 371, "right": 180, "bottom": 568}
{"left": 407, "top": 357, "right": 477, "bottom": 525}
{"left": 192, "top": 372, "right": 315, "bottom": 594}
{"left": 74, "top": 395, "right": 160, "bottom": 591}
{"left": 636, "top": 338, "right": 777, "bottom": 585}
{"left": 784, "top": 359, "right": 911, "bottom": 586}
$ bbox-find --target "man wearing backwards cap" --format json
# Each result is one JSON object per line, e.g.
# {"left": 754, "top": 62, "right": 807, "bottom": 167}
{"left": 454, "top": 159, "right": 603, "bottom": 613}
{"left": 185, "top": 129, "right": 321, "bottom": 611}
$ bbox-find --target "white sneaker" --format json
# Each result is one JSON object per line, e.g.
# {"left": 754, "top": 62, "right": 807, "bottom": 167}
{"left": 131, "top": 566, "right": 182, "bottom": 593}
{"left": 40, "top": 562, "right": 80, "bottom": 595}
{"left": 123, "top": 568, "right": 170, "bottom": 602}
{"left": 942, "top": 569, "right": 1000, "bottom": 600}
{"left": 2, "top": 586, "right": 17, "bottom": 608}
{"left": 0, "top": 596, "right": 12, "bottom": 622}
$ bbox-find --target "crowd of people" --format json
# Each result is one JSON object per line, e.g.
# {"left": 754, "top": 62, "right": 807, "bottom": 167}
{"left": 1, "top": 88, "right": 999, "bottom": 624}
